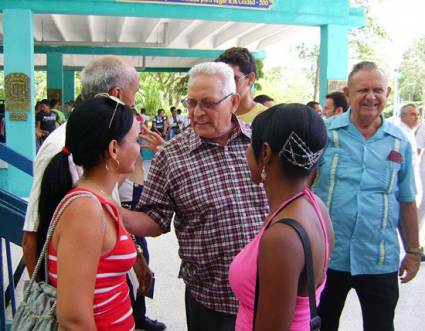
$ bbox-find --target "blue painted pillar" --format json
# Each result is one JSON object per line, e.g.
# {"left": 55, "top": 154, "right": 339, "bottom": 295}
{"left": 63, "top": 70, "right": 75, "bottom": 104}
{"left": 3, "top": 9, "right": 34, "bottom": 197}
{"left": 319, "top": 24, "right": 348, "bottom": 106}
{"left": 46, "top": 52, "right": 64, "bottom": 109}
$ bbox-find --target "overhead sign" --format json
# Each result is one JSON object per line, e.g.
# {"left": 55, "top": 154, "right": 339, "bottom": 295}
{"left": 119, "top": 0, "right": 272, "bottom": 9}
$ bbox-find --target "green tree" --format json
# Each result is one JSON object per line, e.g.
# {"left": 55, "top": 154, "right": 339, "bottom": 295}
{"left": 349, "top": 0, "right": 391, "bottom": 65}
{"left": 398, "top": 36, "right": 425, "bottom": 106}
{"left": 257, "top": 66, "right": 316, "bottom": 104}
{"left": 293, "top": 43, "right": 320, "bottom": 101}
{"left": 137, "top": 72, "right": 188, "bottom": 116}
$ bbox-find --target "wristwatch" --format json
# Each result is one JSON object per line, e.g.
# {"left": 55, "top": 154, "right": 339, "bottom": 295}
{"left": 406, "top": 246, "right": 424, "bottom": 256}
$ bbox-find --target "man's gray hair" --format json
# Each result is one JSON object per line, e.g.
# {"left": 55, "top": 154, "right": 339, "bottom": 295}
{"left": 80, "top": 56, "right": 138, "bottom": 99}
{"left": 347, "top": 61, "right": 387, "bottom": 88}
{"left": 400, "top": 103, "right": 418, "bottom": 117}
{"left": 188, "top": 62, "right": 236, "bottom": 95}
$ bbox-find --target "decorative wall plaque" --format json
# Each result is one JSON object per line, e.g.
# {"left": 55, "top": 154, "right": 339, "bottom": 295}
{"left": 9, "top": 113, "right": 28, "bottom": 121}
{"left": 5, "top": 73, "right": 31, "bottom": 112}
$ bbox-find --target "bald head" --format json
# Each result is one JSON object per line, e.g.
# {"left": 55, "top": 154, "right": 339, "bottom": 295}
{"left": 80, "top": 56, "right": 139, "bottom": 100}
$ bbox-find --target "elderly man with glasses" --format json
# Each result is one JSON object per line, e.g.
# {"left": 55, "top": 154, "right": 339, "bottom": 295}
{"left": 215, "top": 47, "right": 267, "bottom": 124}
{"left": 122, "top": 62, "right": 268, "bottom": 331}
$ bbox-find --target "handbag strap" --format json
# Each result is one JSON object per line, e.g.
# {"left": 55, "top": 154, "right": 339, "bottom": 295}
{"left": 252, "top": 218, "right": 321, "bottom": 331}
{"left": 24, "top": 191, "right": 99, "bottom": 302}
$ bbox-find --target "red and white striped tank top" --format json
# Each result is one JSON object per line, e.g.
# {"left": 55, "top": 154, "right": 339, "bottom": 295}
{"left": 48, "top": 188, "right": 137, "bottom": 331}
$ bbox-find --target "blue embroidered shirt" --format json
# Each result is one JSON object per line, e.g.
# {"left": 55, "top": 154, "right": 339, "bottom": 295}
{"left": 312, "top": 110, "right": 416, "bottom": 275}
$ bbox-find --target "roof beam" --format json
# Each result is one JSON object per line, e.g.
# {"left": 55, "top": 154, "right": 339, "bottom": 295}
{"left": 51, "top": 14, "right": 69, "bottom": 41}
{"left": 140, "top": 19, "right": 163, "bottom": 43}
{"left": 238, "top": 25, "right": 283, "bottom": 48}
{"left": 87, "top": 15, "right": 95, "bottom": 42}
{"left": 213, "top": 23, "right": 261, "bottom": 49}
{"left": 25, "top": 65, "right": 191, "bottom": 72}
{"left": 167, "top": 20, "right": 199, "bottom": 48}
{"left": 188, "top": 21, "right": 232, "bottom": 49}
{"left": 256, "top": 26, "right": 299, "bottom": 49}
{"left": 31, "top": 45, "right": 266, "bottom": 58}
{"left": 116, "top": 17, "right": 128, "bottom": 42}
{"left": 1, "top": 1, "right": 365, "bottom": 28}
{"left": 0, "top": 44, "right": 266, "bottom": 58}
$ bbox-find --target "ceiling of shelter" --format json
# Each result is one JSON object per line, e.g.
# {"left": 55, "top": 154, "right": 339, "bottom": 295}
{"left": 0, "top": 13, "right": 316, "bottom": 69}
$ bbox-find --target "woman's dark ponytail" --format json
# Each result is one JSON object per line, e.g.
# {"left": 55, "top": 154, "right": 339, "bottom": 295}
{"left": 36, "top": 150, "right": 73, "bottom": 277}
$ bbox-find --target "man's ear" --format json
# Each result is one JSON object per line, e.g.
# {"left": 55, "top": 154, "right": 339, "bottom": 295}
{"left": 343, "top": 87, "right": 350, "bottom": 106}
{"left": 247, "top": 72, "right": 256, "bottom": 87}
{"left": 386, "top": 86, "right": 392, "bottom": 98}
{"left": 231, "top": 94, "right": 241, "bottom": 114}
{"left": 109, "top": 87, "right": 121, "bottom": 98}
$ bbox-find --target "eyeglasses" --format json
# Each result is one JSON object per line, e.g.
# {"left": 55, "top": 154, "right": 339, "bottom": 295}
{"left": 94, "top": 93, "right": 125, "bottom": 129}
{"left": 234, "top": 74, "right": 248, "bottom": 85}
{"left": 182, "top": 93, "right": 234, "bottom": 111}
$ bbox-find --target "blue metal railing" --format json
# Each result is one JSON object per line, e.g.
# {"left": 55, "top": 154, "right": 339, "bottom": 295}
{"left": 0, "top": 144, "right": 32, "bottom": 331}
{"left": 0, "top": 143, "right": 33, "bottom": 177}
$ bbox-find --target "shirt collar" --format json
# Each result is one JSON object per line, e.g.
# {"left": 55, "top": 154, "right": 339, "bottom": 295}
{"left": 188, "top": 115, "right": 251, "bottom": 153}
{"left": 326, "top": 108, "right": 406, "bottom": 140}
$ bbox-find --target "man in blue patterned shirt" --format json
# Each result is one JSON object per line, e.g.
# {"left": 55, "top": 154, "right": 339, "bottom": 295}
{"left": 313, "top": 61, "right": 420, "bottom": 331}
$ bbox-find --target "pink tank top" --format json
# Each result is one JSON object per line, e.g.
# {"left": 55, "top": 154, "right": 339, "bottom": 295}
{"left": 228, "top": 188, "right": 329, "bottom": 331}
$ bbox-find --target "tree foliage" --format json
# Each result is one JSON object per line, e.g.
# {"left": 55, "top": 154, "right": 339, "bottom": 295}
{"left": 137, "top": 72, "right": 188, "bottom": 116}
{"left": 349, "top": 0, "right": 391, "bottom": 65}
{"left": 258, "top": 0, "right": 392, "bottom": 107}
{"left": 293, "top": 43, "right": 320, "bottom": 101}
{"left": 398, "top": 36, "right": 425, "bottom": 105}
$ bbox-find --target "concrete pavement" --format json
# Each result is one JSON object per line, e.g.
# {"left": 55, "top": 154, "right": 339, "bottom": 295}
{"left": 145, "top": 227, "right": 425, "bottom": 331}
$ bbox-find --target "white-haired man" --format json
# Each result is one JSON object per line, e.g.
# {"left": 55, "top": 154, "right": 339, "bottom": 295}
{"left": 122, "top": 62, "right": 268, "bottom": 330}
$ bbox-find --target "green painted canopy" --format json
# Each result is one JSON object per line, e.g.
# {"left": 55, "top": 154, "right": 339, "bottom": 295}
{"left": 0, "top": 0, "right": 365, "bottom": 69}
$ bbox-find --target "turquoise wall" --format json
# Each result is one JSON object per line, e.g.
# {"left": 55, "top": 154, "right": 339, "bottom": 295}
{"left": 3, "top": 9, "right": 34, "bottom": 197}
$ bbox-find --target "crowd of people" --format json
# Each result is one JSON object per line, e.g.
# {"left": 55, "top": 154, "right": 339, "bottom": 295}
{"left": 18, "top": 46, "right": 423, "bottom": 331}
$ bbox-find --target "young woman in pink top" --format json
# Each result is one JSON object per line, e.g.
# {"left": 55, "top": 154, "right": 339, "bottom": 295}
{"left": 37, "top": 96, "right": 141, "bottom": 330}
{"left": 229, "top": 103, "right": 334, "bottom": 331}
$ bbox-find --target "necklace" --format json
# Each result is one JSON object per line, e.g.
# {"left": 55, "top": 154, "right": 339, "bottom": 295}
{"left": 79, "top": 178, "right": 110, "bottom": 198}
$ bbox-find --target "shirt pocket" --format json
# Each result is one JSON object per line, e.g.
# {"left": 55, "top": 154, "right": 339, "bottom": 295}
{"left": 376, "top": 160, "right": 401, "bottom": 193}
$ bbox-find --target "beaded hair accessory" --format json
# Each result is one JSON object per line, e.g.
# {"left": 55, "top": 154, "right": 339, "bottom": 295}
{"left": 278, "top": 131, "right": 323, "bottom": 170}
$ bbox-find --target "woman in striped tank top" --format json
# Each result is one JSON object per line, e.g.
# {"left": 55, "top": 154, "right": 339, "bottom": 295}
{"left": 36, "top": 96, "right": 141, "bottom": 330}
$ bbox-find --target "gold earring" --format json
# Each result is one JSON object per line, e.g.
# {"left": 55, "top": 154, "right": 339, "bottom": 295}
{"left": 105, "top": 158, "right": 120, "bottom": 172}
{"left": 261, "top": 168, "right": 267, "bottom": 182}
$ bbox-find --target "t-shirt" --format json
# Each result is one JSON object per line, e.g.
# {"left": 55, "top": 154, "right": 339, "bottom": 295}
{"left": 236, "top": 103, "right": 267, "bottom": 124}
{"left": 168, "top": 115, "right": 181, "bottom": 133}
{"left": 51, "top": 108, "right": 66, "bottom": 128}
{"left": 36, "top": 111, "right": 58, "bottom": 134}
{"left": 153, "top": 116, "right": 167, "bottom": 131}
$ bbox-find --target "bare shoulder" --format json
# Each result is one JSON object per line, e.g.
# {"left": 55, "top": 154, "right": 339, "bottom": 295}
{"left": 259, "top": 222, "right": 305, "bottom": 273}
{"left": 56, "top": 195, "right": 104, "bottom": 235}
{"left": 313, "top": 194, "right": 334, "bottom": 251}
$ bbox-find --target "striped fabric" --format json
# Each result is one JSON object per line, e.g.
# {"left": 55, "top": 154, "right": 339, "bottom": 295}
{"left": 48, "top": 188, "right": 136, "bottom": 331}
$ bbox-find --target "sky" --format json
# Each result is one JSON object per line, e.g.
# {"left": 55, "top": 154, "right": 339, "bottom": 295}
{"left": 372, "top": 0, "right": 425, "bottom": 67}
{"left": 264, "top": 0, "right": 425, "bottom": 70}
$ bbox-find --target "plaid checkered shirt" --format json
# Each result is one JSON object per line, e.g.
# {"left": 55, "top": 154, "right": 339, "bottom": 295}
{"left": 138, "top": 118, "right": 268, "bottom": 314}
